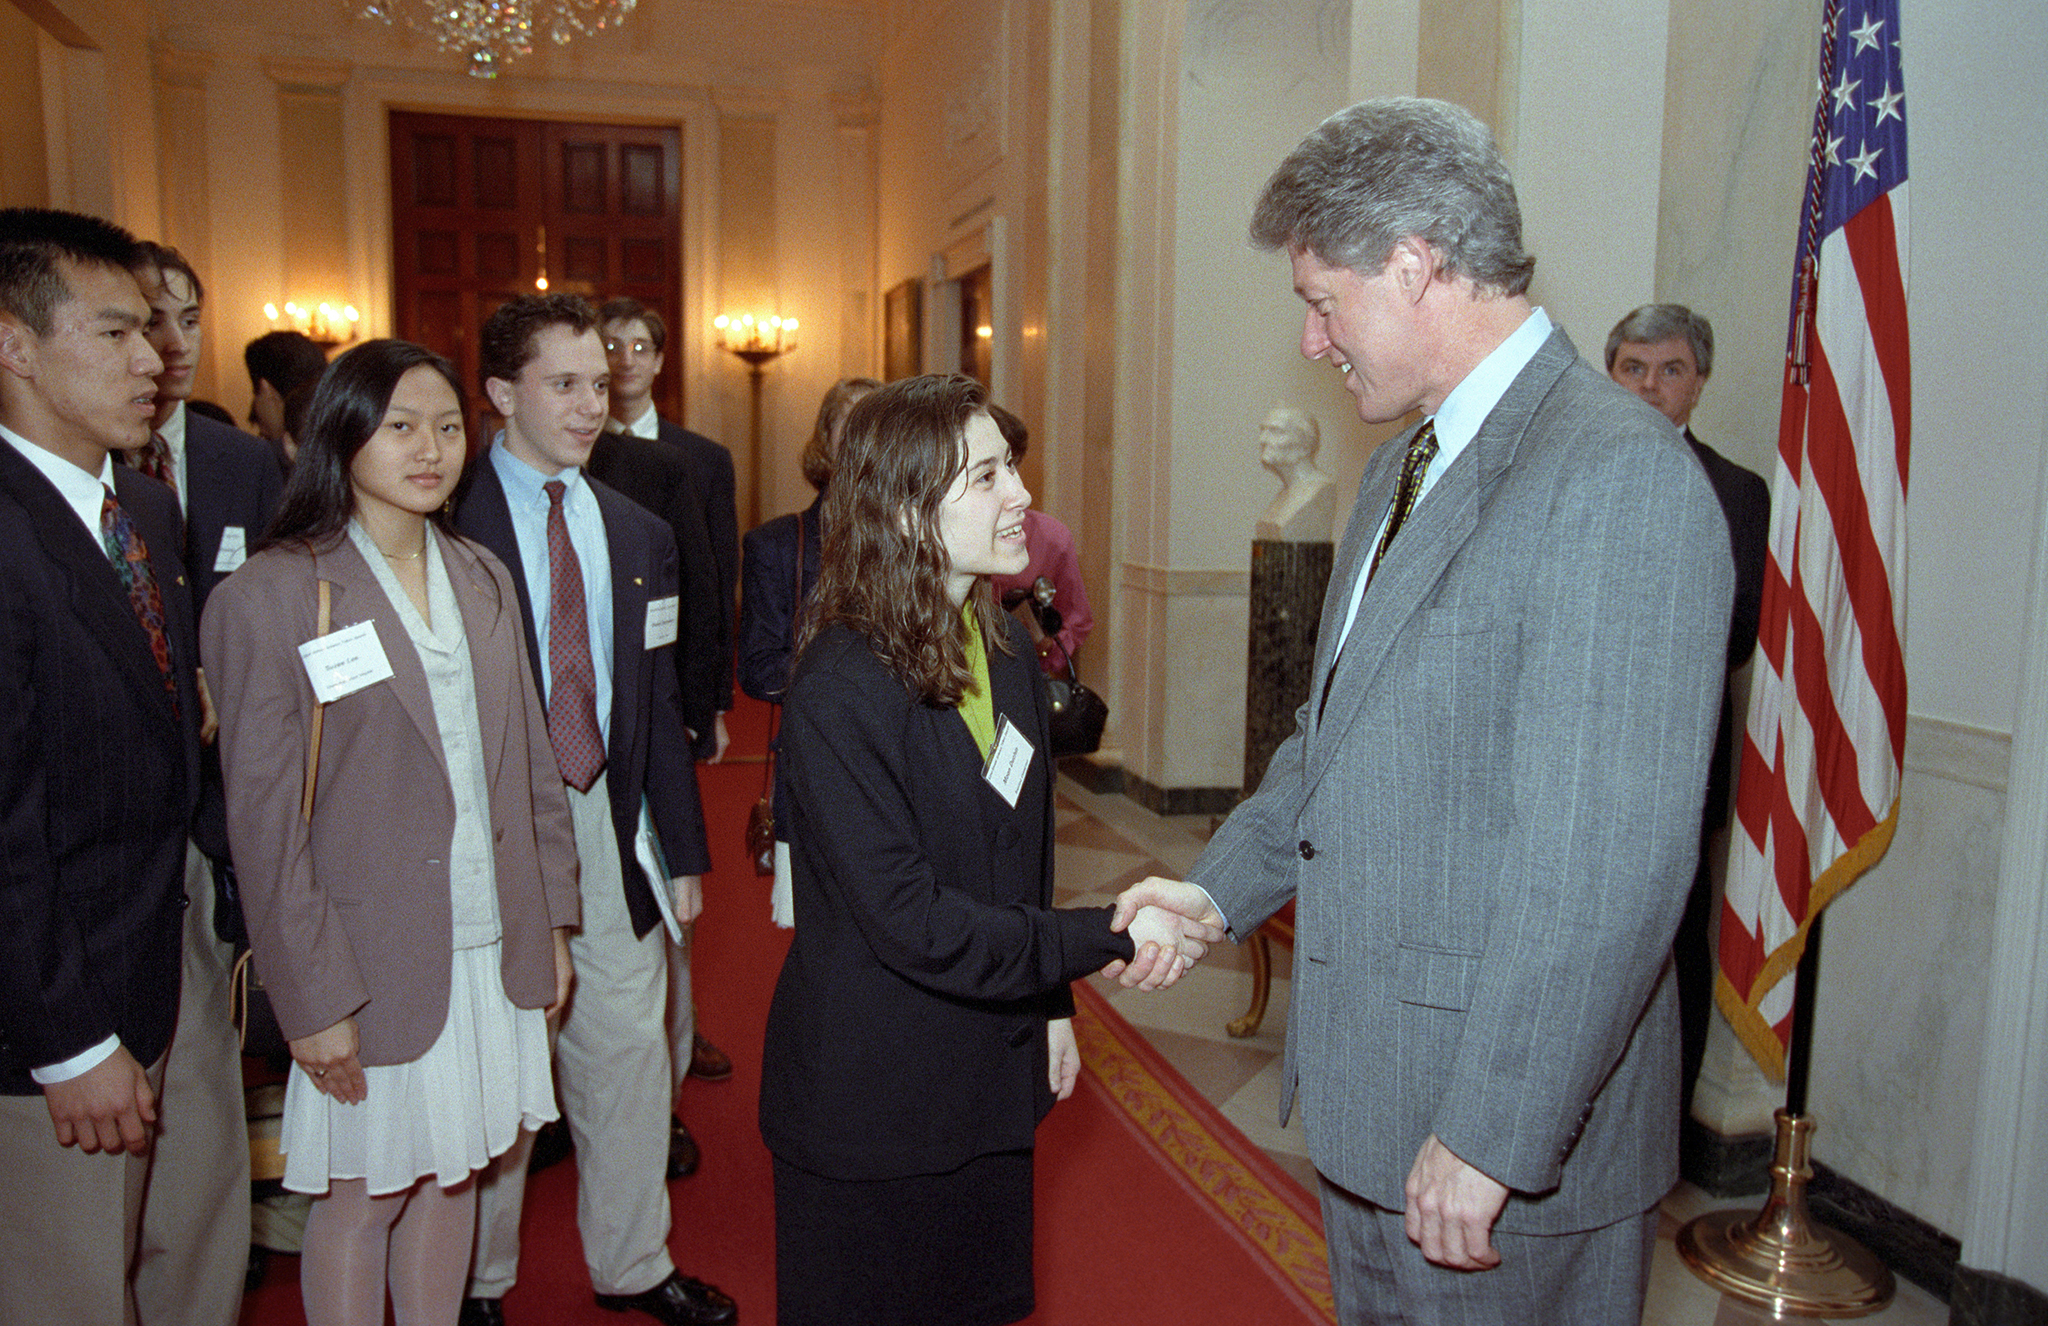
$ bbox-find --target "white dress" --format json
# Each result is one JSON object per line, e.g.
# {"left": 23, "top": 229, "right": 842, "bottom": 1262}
{"left": 280, "top": 523, "right": 558, "bottom": 1195}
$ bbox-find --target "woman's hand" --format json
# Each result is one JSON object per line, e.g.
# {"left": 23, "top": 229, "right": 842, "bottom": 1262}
{"left": 547, "top": 926, "right": 575, "bottom": 1019}
{"left": 1047, "top": 1018, "right": 1080, "bottom": 1101}
{"left": 290, "top": 1018, "right": 366, "bottom": 1104}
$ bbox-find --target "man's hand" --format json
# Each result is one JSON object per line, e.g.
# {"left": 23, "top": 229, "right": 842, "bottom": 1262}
{"left": 672, "top": 874, "right": 704, "bottom": 925}
{"left": 43, "top": 1047, "right": 156, "bottom": 1154}
{"left": 1047, "top": 1018, "right": 1080, "bottom": 1101}
{"left": 290, "top": 1017, "right": 367, "bottom": 1106}
{"left": 196, "top": 666, "right": 219, "bottom": 745}
{"left": 1107, "top": 903, "right": 1225, "bottom": 991}
{"left": 1105, "top": 876, "right": 1225, "bottom": 988}
{"left": 1404, "top": 1133, "right": 1509, "bottom": 1270}
{"left": 548, "top": 926, "right": 575, "bottom": 1018}
{"left": 711, "top": 713, "right": 731, "bottom": 764}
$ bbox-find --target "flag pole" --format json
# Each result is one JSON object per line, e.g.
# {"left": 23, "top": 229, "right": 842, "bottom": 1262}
{"left": 1677, "top": 915, "right": 1895, "bottom": 1316}
{"left": 1671, "top": 0, "right": 1908, "bottom": 1303}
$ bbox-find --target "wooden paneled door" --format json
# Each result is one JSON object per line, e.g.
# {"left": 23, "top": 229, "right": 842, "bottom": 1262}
{"left": 389, "top": 111, "right": 683, "bottom": 430}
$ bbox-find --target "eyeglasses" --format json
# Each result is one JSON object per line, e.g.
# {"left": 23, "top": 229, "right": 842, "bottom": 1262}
{"left": 603, "top": 338, "right": 657, "bottom": 356}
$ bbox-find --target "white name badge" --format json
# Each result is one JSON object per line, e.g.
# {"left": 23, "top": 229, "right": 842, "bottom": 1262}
{"left": 298, "top": 620, "right": 396, "bottom": 704}
{"left": 212, "top": 526, "right": 247, "bottom": 574}
{"left": 644, "top": 594, "right": 679, "bottom": 651}
{"left": 982, "top": 714, "right": 1034, "bottom": 809}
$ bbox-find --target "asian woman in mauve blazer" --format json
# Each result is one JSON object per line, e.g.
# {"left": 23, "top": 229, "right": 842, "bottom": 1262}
{"left": 202, "top": 340, "right": 578, "bottom": 1326}
{"left": 757, "top": 375, "right": 1215, "bottom": 1326}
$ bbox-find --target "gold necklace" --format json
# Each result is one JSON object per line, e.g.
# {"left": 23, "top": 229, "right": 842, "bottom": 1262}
{"left": 382, "top": 541, "right": 426, "bottom": 562}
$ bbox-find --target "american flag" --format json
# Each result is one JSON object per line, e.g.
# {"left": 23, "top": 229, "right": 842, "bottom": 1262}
{"left": 1716, "top": 0, "right": 1911, "bottom": 1077}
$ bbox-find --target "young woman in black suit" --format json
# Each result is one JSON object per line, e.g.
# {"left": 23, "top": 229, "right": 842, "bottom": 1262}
{"left": 757, "top": 374, "right": 1217, "bottom": 1326}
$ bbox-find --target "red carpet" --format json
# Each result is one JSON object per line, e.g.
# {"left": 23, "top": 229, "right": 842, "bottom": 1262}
{"left": 241, "top": 692, "right": 1327, "bottom": 1324}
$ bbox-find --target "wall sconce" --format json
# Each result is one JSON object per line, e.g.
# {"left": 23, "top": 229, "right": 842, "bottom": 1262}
{"left": 714, "top": 312, "right": 798, "bottom": 526}
{"left": 265, "top": 300, "right": 361, "bottom": 348}
{"left": 714, "top": 312, "right": 799, "bottom": 364}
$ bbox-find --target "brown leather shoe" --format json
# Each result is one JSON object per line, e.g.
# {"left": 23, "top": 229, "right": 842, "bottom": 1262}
{"left": 687, "top": 1033, "right": 733, "bottom": 1082}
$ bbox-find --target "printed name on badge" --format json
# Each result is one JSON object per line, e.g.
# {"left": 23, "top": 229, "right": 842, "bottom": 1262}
{"left": 213, "top": 525, "right": 247, "bottom": 574}
{"left": 983, "top": 714, "right": 1033, "bottom": 808}
{"left": 298, "top": 619, "right": 396, "bottom": 704}
{"left": 645, "top": 594, "right": 680, "bottom": 650}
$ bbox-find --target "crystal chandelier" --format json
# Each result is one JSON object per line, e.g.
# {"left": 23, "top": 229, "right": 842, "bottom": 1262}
{"left": 362, "top": 0, "right": 638, "bottom": 78}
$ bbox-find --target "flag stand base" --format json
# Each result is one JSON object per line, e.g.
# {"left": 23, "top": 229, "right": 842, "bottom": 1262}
{"left": 1678, "top": 1109, "right": 1895, "bottom": 1317}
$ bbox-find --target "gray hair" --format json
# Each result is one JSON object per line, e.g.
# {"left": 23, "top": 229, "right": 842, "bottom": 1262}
{"left": 1250, "top": 98, "right": 1535, "bottom": 297}
{"left": 1604, "top": 303, "right": 1714, "bottom": 376}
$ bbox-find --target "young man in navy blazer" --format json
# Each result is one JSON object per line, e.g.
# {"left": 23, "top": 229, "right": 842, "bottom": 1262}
{"left": 123, "top": 240, "right": 279, "bottom": 1326}
{"left": 598, "top": 297, "right": 739, "bottom": 1165}
{"left": 0, "top": 208, "right": 204, "bottom": 1324}
{"left": 456, "top": 294, "right": 735, "bottom": 1326}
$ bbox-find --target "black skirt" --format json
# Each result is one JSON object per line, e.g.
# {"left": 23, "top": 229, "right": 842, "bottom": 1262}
{"left": 772, "top": 1149, "right": 1035, "bottom": 1326}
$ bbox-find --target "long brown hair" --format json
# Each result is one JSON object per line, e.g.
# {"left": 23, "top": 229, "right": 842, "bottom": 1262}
{"left": 801, "top": 374, "right": 1014, "bottom": 706}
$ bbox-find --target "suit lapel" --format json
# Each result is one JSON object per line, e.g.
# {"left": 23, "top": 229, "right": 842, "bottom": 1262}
{"left": 456, "top": 460, "right": 546, "bottom": 688}
{"left": 313, "top": 533, "right": 449, "bottom": 782}
{"left": 444, "top": 528, "right": 511, "bottom": 780}
{"left": 975, "top": 616, "right": 1040, "bottom": 820}
{"left": 0, "top": 446, "right": 183, "bottom": 727}
{"left": 594, "top": 483, "right": 645, "bottom": 769}
{"left": 1304, "top": 431, "right": 1409, "bottom": 743}
{"left": 1302, "top": 331, "right": 1578, "bottom": 793}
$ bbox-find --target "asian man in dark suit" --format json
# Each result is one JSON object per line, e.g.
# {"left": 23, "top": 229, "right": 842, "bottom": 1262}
{"left": 123, "top": 240, "right": 279, "bottom": 1326}
{"left": 1607, "top": 303, "right": 1771, "bottom": 1121}
{"left": 1116, "top": 100, "right": 1732, "bottom": 1322}
{"left": 0, "top": 208, "right": 204, "bottom": 1326}
{"left": 455, "top": 294, "right": 735, "bottom": 1326}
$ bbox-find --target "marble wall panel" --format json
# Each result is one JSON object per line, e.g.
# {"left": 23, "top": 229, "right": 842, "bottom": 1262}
{"left": 1808, "top": 720, "right": 2007, "bottom": 1237}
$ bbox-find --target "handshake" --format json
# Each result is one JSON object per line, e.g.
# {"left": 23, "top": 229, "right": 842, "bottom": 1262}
{"left": 1101, "top": 877, "right": 1227, "bottom": 992}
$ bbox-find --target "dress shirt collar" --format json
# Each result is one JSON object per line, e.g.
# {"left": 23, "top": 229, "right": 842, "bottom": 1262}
{"left": 1, "top": 420, "right": 118, "bottom": 536}
{"left": 489, "top": 433, "right": 590, "bottom": 508}
{"left": 606, "top": 402, "right": 659, "bottom": 440}
{"left": 154, "top": 400, "right": 189, "bottom": 514}
{"left": 1422, "top": 307, "right": 1553, "bottom": 485}
{"left": 157, "top": 399, "right": 186, "bottom": 454}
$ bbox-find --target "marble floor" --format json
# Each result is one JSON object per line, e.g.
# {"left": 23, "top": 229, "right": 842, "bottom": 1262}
{"left": 1049, "top": 774, "right": 1949, "bottom": 1326}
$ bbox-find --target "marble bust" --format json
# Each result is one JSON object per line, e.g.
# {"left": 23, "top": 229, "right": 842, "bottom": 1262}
{"left": 1254, "top": 405, "right": 1334, "bottom": 543}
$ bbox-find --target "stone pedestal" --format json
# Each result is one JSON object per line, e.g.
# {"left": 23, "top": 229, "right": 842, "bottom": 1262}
{"left": 1244, "top": 539, "right": 1333, "bottom": 794}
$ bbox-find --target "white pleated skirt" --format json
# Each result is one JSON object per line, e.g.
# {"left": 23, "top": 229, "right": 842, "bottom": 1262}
{"left": 280, "top": 940, "right": 556, "bottom": 1196}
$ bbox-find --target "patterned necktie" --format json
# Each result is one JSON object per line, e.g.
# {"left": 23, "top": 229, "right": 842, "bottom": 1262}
{"left": 1367, "top": 419, "right": 1439, "bottom": 585}
{"left": 99, "top": 486, "right": 178, "bottom": 706}
{"left": 544, "top": 479, "right": 606, "bottom": 792}
{"left": 1317, "top": 421, "right": 1442, "bottom": 723}
{"left": 137, "top": 431, "right": 177, "bottom": 497}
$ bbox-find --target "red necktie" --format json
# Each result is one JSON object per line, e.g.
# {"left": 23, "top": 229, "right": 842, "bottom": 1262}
{"left": 99, "top": 486, "right": 179, "bottom": 707}
{"left": 544, "top": 479, "right": 606, "bottom": 792}
{"left": 137, "top": 431, "right": 177, "bottom": 497}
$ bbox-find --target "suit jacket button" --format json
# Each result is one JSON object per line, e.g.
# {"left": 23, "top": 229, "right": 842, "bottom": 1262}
{"left": 1298, "top": 840, "right": 1315, "bottom": 861}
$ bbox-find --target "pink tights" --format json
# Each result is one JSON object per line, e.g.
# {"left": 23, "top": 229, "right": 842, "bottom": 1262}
{"left": 301, "top": 1175, "right": 477, "bottom": 1326}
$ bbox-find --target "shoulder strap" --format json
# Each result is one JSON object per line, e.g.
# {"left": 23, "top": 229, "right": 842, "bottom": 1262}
{"left": 300, "top": 578, "right": 331, "bottom": 822}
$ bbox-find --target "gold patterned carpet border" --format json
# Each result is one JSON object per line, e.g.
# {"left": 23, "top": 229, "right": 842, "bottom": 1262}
{"left": 1073, "top": 981, "right": 1335, "bottom": 1322}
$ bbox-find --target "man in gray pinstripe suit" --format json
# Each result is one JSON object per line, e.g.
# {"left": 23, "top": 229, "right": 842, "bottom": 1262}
{"left": 1117, "top": 99, "right": 1732, "bottom": 1322}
